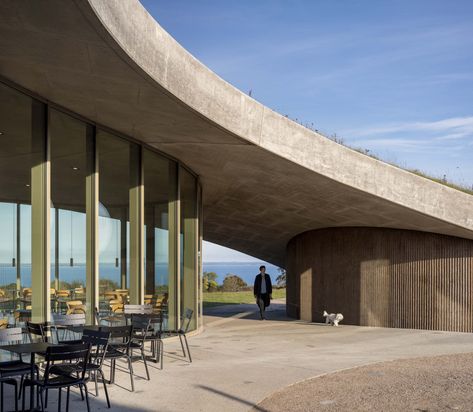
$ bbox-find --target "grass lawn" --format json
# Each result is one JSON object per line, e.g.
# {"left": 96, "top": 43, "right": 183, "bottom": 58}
{"left": 203, "top": 288, "right": 286, "bottom": 308}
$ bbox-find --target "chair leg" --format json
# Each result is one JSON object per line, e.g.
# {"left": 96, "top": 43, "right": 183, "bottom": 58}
{"left": 45, "top": 388, "right": 48, "bottom": 407}
{"left": 1, "top": 382, "right": 4, "bottom": 412}
{"left": 18, "top": 376, "right": 24, "bottom": 400}
{"left": 39, "top": 388, "right": 44, "bottom": 412}
{"left": 79, "top": 383, "right": 84, "bottom": 400}
{"left": 159, "top": 339, "right": 164, "bottom": 370}
{"left": 98, "top": 369, "right": 111, "bottom": 409}
{"left": 66, "top": 387, "right": 70, "bottom": 412}
{"left": 141, "top": 347, "right": 150, "bottom": 380}
{"left": 84, "top": 384, "right": 90, "bottom": 412}
{"left": 94, "top": 371, "right": 99, "bottom": 396}
{"left": 13, "top": 381, "right": 18, "bottom": 412}
{"left": 183, "top": 334, "right": 192, "bottom": 363}
{"left": 151, "top": 340, "right": 156, "bottom": 361}
{"left": 58, "top": 388, "right": 62, "bottom": 412}
{"left": 21, "top": 383, "right": 26, "bottom": 412}
{"left": 127, "top": 356, "right": 135, "bottom": 392}
{"left": 109, "top": 359, "right": 115, "bottom": 384}
{"left": 178, "top": 334, "right": 186, "bottom": 357}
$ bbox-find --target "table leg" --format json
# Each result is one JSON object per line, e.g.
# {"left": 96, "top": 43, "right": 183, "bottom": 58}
{"left": 29, "top": 352, "right": 35, "bottom": 412}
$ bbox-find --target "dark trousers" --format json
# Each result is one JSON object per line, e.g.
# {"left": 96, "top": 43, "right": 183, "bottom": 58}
{"left": 257, "top": 294, "right": 269, "bottom": 318}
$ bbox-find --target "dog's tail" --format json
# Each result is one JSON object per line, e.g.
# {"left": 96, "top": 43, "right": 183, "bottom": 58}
{"left": 323, "top": 310, "right": 328, "bottom": 317}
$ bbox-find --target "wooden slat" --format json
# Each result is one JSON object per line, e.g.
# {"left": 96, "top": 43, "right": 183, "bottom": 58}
{"left": 286, "top": 228, "right": 473, "bottom": 332}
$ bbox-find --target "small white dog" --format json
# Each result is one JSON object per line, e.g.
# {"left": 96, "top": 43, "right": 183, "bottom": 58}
{"left": 323, "top": 310, "right": 344, "bottom": 327}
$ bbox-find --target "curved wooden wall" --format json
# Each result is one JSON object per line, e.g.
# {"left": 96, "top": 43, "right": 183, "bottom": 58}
{"left": 286, "top": 228, "right": 473, "bottom": 332}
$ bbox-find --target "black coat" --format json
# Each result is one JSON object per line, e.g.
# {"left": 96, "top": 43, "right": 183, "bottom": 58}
{"left": 253, "top": 274, "right": 273, "bottom": 297}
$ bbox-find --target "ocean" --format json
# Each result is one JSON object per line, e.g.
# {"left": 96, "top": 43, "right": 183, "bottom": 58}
{"left": 203, "top": 262, "right": 281, "bottom": 285}
{"left": 0, "top": 261, "right": 281, "bottom": 288}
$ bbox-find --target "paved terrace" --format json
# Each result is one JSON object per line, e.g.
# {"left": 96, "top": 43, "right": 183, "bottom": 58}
{"left": 3, "top": 301, "right": 473, "bottom": 411}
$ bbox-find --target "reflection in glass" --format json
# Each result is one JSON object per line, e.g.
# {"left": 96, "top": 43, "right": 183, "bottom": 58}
{"left": 180, "top": 167, "right": 197, "bottom": 330}
{"left": 50, "top": 109, "right": 89, "bottom": 314}
{"left": 144, "top": 149, "right": 172, "bottom": 312}
{"left": 0, "top": 83, "right": 34, "bottom": 313}
{"left": 98, "top": 131, "right": 133, "bottom": 311}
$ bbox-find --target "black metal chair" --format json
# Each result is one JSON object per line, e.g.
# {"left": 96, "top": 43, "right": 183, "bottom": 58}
{"left": 162, "top": 308, "right": 194, "bottom": 363}
{"left": 23, "top": 343, "right": 91, "bottom": 412}
{"left": 0, "top": 376, "right": 19, "bottom": 412}
{"left": 52, "top": 313, "right": 86, "bottom": 342}
{"left": 100, "top": 325, "right": 135, "bottom": 391}
{"left": 26, "top": 321, "right": 49, "bottom": 343}
{"left": 0, "top": 327, "right": 37, "bottom": 412}
{"left": 95, "top": 306, "right": 124, "bottom": 327}
{"left": 129, "top": 316, "right": 151, "bottom": 380}
{"left": 81, "top": 329, "right": 111, "bottom": 408}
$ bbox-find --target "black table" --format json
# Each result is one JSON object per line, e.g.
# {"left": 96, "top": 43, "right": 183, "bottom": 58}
{"left": 0, "top": 342, "right": 56, "bottom": 411}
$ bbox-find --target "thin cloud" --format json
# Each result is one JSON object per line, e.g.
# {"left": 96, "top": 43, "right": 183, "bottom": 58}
{"left": 344, "top": 116, "right": 473, "bottom": 138}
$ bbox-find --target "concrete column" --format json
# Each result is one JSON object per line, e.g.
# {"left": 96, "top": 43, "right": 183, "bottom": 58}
{"left": 120, "top": 214, "right": 127, "bottom": 289}
{"left": 145, "top": 206, "right": 155, "bottom": 296}
{"left": 129, "top": 145, "right": 144, "bottom": 304}
{"left": 16, "top": 204, "right": 21, "bottom": 295}
{"left": 31, "top": 101, "right": 50, "bottom": 323}
{"left": 85, "top": 125, "right": 98, "bottom": 323}
{"left": 167, "top": 162, "right": 179, "bottom": 330}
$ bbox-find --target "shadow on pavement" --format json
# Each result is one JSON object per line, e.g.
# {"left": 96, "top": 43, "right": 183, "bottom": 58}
{"left": 196, "top": 385, "right": 270, "bottom": 412}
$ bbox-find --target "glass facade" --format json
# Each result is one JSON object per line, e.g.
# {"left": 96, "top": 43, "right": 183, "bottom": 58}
{"left": 0, "top": 80, "right": 202, "bottom": 331}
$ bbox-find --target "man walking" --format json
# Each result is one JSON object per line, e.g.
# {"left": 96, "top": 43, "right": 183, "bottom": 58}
{"left": 254, "top": 265, "right": 272, "bottom": 320}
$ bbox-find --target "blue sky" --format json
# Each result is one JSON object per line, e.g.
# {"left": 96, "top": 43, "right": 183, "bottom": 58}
{"left": 140, "top": 0, "right": 473, "bottom": 262}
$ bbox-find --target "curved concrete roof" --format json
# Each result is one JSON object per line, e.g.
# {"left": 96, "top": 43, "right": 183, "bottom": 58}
{"left": 1, "top": 0, "right": 473, "bottom": 266}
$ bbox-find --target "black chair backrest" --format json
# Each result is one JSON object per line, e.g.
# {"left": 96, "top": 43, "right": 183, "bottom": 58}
{"left": 180, "top": 308, "right": 194, "bottom": 333}
{"left": 99, "top": 325, "right": 132, "bottom": 341}
{"left": 26, "top": 321, "right": 46, "bottom": 342}
{"left": 131, "top": 315, "right": 151, "bottom": 330}
{"left": 82, "top": 329, "right": 110, "bottom": 365}
{"left": 43, "top": 343, "right": 90, "bottom": 384}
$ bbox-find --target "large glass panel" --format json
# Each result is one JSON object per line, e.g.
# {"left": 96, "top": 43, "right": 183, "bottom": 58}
{"left": 143, "top": 149, "right": 173, "bottom": 314}
{"left": 98, "top": 131, "right": 133, "bottom": 312}
{"left": 0, "top": 82, "right": 34, "bottom": 319}
{"left": 50, "top": 110, "right": 89, "bottom": 315}
{"left": 180, "top": 167, "right": 197, "bottom": 330}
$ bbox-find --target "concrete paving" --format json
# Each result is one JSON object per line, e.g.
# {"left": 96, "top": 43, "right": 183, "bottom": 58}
{"left": 3, "top": 301, "right": 473, "bottom": 411}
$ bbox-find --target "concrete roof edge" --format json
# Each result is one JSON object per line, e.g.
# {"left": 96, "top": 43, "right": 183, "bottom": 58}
{"left": 79, "top": 0, "right": 473, "bottom": 235}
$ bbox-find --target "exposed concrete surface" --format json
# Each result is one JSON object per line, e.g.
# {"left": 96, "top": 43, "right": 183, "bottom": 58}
{"left": 1, "top": 1, "right": 473, "bottom": 266}
{"left": 4, "top": 302, "right": 473, "bottom": 411}
{"left": 255, "top": 353, "right": 473, "bottom": 412}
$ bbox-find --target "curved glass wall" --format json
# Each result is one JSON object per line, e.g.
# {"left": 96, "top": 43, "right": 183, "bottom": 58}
{"left": 0, "top": 80, "right": 202, "bottom": 331}
{"left": 0, "top": 82, "right": 35, "bottom": 320}
{"left": 97, "top": 131, "right": 136, "bottom": 309}
{"left": 50, "top": 109, "right": 90, "bottom": 314}
{"left": 144, "top": 149, "right": 174, "bottom": 314}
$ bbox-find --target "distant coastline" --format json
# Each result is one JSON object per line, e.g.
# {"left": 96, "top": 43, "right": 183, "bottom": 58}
{"left": 0, "top": 261, "right": 280, "bottom": 288}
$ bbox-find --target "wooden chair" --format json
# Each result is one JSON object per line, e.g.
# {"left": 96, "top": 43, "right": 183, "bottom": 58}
{"left": 66, "top": 300, "right": 86, "bottom": 315}
{"left": 109, "top": 299, "right": 124, "bottom": 313}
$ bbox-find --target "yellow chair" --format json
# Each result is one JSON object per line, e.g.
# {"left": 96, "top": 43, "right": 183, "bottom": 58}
{"left": 66, "top": 300, "right": 86, "bottom": 315}
{"left": 144, "top": 294, "right": 154, "bottom": 305}
{"left": 0, "top": 318, "right": 8, "bottom": 329}
{"left": 114, "top": 289, "right": 129, "bottom": 304}
{"left": 56, "top": 290, "right": 71, "bottom": 299}
{"left": 22, "top": 288, "right": 32, "bottom": 299}
{"left": 109, "top": 299, "right": 124, "bottom": 313}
